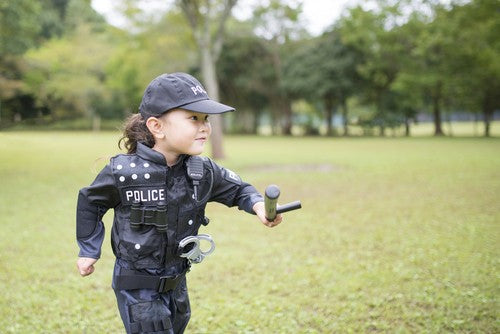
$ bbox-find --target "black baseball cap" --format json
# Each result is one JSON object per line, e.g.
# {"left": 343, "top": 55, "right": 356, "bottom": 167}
{"left": 139, "top": 72, "right": 235, "bottom": 117}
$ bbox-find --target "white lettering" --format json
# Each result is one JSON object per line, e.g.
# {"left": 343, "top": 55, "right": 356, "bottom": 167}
{"left": 126, "top": 190, "right": 133, "bottom": 201}
{"left": 124, "top": 188, "right": 166, "bottom": 203}
{"left": 190, "top": 85, "right": 206, "bottom": 95}
{"left": 228, "top": 170, "right": 238, "bottom": 180}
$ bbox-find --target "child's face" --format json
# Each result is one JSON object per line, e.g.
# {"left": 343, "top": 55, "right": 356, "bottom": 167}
{"left": 156, "top": 109, "right": 212, "bottom": 156}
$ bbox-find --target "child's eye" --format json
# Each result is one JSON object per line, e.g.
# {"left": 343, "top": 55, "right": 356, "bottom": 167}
{"left": 190, "top": 115, "right": 209, "bottom": 121}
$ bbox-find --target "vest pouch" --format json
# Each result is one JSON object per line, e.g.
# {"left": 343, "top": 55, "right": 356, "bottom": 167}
{"left": 130, "top": 201, "right": 142, "bottom": 231}
{"left": 130, "top": 203, "right": 167, "bottom": 233}
{"left": 118, "top": 223, "right": 166, "bottom": 269}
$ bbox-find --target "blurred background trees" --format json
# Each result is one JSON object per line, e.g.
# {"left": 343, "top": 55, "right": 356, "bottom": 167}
{"left": 0, "top": 0, "right": 498, "bottom": 137}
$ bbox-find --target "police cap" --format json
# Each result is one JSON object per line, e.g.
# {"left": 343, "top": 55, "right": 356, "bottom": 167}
{"left": 139, "top": 72, "right": 235, "bottom": 118}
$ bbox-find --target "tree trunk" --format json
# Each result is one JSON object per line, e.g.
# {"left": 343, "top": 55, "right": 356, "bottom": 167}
{"left": 379, "top": 126, "right": 385, "bottom": 137}
{"left": 404, "top": 117, "right": 411, "bottom": 137}
{"left": 325, "top": 98, "right": 333, "bottom": 136}
{"left": 200, "top": 46, "right": 225, "bottom": 159}
{"left": 483, "top": 108, "right": 491, "bottom": 137}
{"left": 447, "top": 112, "right": 453, "bottom": 137}
{"left": 432, "top": 82, "right": 444, "bottom": 136}
{"left": 92, "top": 114, "right": 101, "bottom": 132}
{"left": 341, "top": 98, "right": 349, "bottom": 136}
{"left": 432, "top": 100, "right": 444, "bottom": 136}
{"left": 252, "top": 111, "right": 260, "bottom": 134}
{"left": 482, "top": 92, "right": 495, "bottom": 137}
{"left": 282, "top": 98, "right": 292, "bottom": 135}
{"left": 179, "top": 0, "right": 237, "bottom": 159}
{"left": 376, "top": 98, "right": 385, "bottom": 137}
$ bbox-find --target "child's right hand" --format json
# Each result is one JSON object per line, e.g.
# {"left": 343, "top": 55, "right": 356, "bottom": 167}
{"left": 77, "top": 257, "right": 98, "bottom": 276}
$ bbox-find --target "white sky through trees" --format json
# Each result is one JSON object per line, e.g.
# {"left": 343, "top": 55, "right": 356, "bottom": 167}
{"left": 91, "top": 0, "right": 357, "bottom": 36}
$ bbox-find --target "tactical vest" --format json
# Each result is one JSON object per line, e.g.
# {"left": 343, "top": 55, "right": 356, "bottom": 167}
{"left": 109, "top": 154, "right": 211, "bottom": 269}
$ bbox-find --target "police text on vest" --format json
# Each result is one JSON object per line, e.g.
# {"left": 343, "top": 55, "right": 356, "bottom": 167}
{"left": 125, "top": 188, "right": 166, "bottom": 203}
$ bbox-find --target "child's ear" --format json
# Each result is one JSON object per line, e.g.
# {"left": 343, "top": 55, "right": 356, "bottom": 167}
{"left": 146, "top": 117, "right": 166, "bottom": 139}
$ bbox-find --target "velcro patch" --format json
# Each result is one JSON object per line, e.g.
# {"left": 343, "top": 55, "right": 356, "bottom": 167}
{"left": 223, "top": 168, "right": 241, "bottom": 185}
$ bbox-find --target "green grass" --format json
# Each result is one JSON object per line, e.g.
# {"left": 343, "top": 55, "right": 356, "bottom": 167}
{"left": 0, "top": 132, "right": 498, "bottom": 333}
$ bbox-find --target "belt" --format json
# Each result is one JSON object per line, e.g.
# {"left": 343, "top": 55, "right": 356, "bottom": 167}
{"left": 115, "top": 268, "right": 187, "bottom": 293}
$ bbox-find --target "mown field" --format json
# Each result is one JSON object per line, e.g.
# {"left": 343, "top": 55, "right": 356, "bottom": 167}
{"left": 0, "top": 132, "right": 498, "bottom": 333}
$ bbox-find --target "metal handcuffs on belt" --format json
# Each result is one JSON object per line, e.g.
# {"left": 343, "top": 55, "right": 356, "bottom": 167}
{"left": 179, "top": 234, "right": 215, "bottom": 264}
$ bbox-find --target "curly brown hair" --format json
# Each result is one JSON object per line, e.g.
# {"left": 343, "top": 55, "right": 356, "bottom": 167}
{"left": 118, "top": 114, "right": 155, "bottom": 154}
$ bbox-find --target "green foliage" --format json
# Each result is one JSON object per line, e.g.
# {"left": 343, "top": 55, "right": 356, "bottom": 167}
{"left": 38, "top": 0, "right": 71, "bottom": 41}
{"left": 0, "top": 0, "right": 498, "bottom": 137}
{"left": 105, "top": 10, "right": 196, "bottom": 115}
{"left": 0, "top": 0, "right": 42, "bottom": 115}
{"left": 0, "top": 0, "right": 41, "bottom": 56}
{"left": 283, "top": 29, "right": 363, "bottom": 135}
{"left": 443, "top": 0, "right": 500, "bottom": 134}
{"left": 338, "top": 4, "right": 413, "bottom": 132}
{"left": 252, "top": 0, "right": 307, "bottom": 42}
{"left": 0, "top": 133, "right": 499, "bottom": 332}
{"left": 0, "top": 0, "right": 109, "bottom": 123}
{"left": 248, "top": 0, "right": 310, "bottom": 134}
{"left": 218, "top": 33, "right": 274, "bottom": 133}
{"left": 24, "top": 25, "right": 115, "bottom": 119}
{"left": 64, "top": 0, "right": 106, "bottom": 33}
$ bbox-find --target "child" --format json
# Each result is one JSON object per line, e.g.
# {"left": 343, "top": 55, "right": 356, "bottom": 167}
{"left": 76, "top": 72, "right": 282, "bottom": 334}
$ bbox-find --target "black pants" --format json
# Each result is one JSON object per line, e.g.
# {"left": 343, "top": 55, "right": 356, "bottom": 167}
{"left": 113, "top": 262, "right": 191, "bottom": 334}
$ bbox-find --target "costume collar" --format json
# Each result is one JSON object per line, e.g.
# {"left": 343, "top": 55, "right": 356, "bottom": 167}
{"left": 136, "top": 142, "right": 188, "bottom": 167}
{"left": 136, "top": 142, "right": 166, "bottom": 165}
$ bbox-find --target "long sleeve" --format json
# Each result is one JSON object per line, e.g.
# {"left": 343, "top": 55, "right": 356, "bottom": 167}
{"left": 76, "top": 164, "right": 121, "bottom": 259}
{"left": 208, "top": 160, "right": 263, "bottom": 214}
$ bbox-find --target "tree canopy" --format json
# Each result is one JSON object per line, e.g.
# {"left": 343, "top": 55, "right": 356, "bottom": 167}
{"left": 0, "top": 0, "right": 498, "bottom": 136}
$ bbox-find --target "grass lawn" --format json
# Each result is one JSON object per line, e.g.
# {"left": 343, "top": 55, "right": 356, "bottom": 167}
{"left": 0, "top": 132, "right": 498, "bottom": 333}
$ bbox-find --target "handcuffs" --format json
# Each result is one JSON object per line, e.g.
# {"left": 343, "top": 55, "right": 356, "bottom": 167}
{"left": 179, "top": 234, "right": 215, "bottom": 264}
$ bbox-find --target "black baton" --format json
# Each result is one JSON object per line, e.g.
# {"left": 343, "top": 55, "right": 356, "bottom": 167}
{"left": 264, "top": 184, "right": 302, "bottom": 221}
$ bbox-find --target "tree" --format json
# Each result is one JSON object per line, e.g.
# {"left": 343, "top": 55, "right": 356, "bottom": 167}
{"left": 388, "top": 11, "right": 427, "bottom": 136}
{"left": 1, "top": 0, "right": 107, "bottom": 124}
{"left": 283, "top": 29, "right": 362, "bottom": 136}
{"left": 24, "top": 24, "right": 114, "bottom": 123}
{"left": 445, "top": 0, "right": 500, "bottom": 136}
{"left": 178, "top": 0, "right": 237, "bottom": 159}
{"left": 0, "top": 0, "right": 41, "bottom": 122}
{"left": 0, "top": 1, "right": 41, "bottom": 56}
{"left": 106, "top": 10, "right": 196, "bottom": 117}
{"left": 217, "top": 31, "right": 274, "bottom": 134}
{"left": 251, "top": 0, "right": 307, "bottom": 135}
{"left": 38, "top": 0, "right": 71, "bottom": 40}
{"left": 410, "top": 5, "right": 453, "bottom": 136}
{"left": 338, "top": 5, "right": 408, "bottom": 136}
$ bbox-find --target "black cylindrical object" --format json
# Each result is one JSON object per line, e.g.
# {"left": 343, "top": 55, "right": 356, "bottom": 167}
{"left": 276, "top": 200, "right": 302, "bottom": 214}
{"left": 264, "top": 184, "right": 280, "bottom": 221}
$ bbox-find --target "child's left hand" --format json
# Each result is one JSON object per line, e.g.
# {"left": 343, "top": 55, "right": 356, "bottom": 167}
{"left": 253, "top": 201, "right": 283, "bottom": 227}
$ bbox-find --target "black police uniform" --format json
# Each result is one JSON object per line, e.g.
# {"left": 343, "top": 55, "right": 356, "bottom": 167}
{"left": 76, "top": 142, "right": 263, "bottom": 333}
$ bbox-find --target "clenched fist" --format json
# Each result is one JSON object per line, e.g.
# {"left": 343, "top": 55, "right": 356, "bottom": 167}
{"left": 77, "top": 257, "right": 98, "bottom": 276}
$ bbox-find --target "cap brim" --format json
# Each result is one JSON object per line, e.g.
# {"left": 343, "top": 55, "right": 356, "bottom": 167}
{"left": 180, "top": 99, "right": 235, "bottom": 114}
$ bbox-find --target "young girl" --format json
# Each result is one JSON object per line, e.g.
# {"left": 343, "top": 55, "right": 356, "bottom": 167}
{"left": 76, "top": 72, "right": 282, "bottom": 333}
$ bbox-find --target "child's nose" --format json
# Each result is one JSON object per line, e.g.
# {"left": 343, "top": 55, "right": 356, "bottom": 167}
{"left": 200, "top": 122, "right": 209, "bottom": 132}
